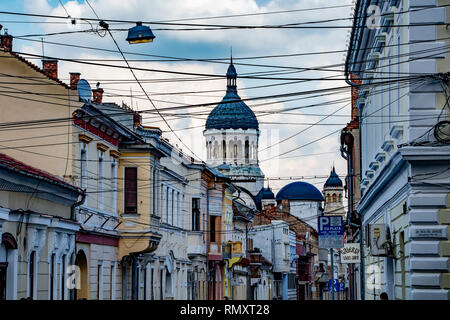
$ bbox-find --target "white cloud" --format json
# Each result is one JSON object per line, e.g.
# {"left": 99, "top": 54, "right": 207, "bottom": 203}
{"left": 14, "top": 0, "right": 353, "bottom": 194}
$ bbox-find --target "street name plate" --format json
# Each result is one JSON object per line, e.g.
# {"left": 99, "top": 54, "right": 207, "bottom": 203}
{"left": 410, "top": 226, "right": 448, "bottom": 239}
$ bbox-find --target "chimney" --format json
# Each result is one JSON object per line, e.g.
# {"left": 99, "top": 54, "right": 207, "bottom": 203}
{"left": 133, "top": 112, "right": 142, "bottom": 128}
{"left": 69, "top": 72, "right": 80, "bottom": 90}
{"left": 0, "top": 32, "right": 13, "bottom": 52}
{"left": 92, "top": 87, "right": 104, "bottom": 103}
{"left": 42, "top": 59, "right": 58, "bottom": 79}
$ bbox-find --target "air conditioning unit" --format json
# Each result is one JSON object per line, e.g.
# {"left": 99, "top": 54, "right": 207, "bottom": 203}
{"left": 369, "top": 224, "right": 394, "bottom": 257}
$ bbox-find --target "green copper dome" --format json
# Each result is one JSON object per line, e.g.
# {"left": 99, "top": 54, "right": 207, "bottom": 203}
{"left": 205, "top": 62, "right": 258, "bottom": 131}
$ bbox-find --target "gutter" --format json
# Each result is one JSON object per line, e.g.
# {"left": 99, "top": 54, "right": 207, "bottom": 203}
{"left": 345, "top": 0, "right": 365, "bottom": 88}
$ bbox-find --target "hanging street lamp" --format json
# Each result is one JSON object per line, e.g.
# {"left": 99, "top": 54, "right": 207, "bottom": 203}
{"left": 126, "top": 22, "right": 155, "bottom": 44}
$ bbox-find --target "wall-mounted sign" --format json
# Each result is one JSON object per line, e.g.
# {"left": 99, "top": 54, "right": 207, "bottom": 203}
{"left": 409, "top": 226, "right": 448, "bottom": 239}
{"left": 341, "top": 243, "right": 360, "bottom": 264}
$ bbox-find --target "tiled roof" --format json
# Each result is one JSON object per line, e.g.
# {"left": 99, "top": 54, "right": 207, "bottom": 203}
{"left": 2, "top": 49, "right": 70, "bottom": 89}
{"left": 0, "top": 152, "right": 75, "bottom": 189}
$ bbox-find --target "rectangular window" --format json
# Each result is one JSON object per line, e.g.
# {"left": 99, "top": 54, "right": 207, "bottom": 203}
{"left": 143, "top": 267, "right": 147, "bottom": 300}
{"left": 288, "top": 273, "right": 296, "bottom": 290}
{"left": 124, "top": 167, "right": 138, "bottom": 214}
{"left": 97, "top": 263, "right": 103, "bottom": 300}
{"left": 400, "top": 231, "right": 405, "bottom": 299}
{"left": 98, "top": 154, "right": 104, "bottom": 210}
{"left": 50, "top": 253, "right": 55, "bottom": 300}
{"left": 29, "top": 251, "right": 35, "bottom": 299}
{"left": 152, "top": 169, "right": 156, "bottom": 215}
{"left": 210, "top": 216, "right": 217, "bottom": 243}
{"left": 192, "top": 198, "right": 200, "bottom": 231}
{"left": 110, "top": 264, "right": 115, "bottom": 300}
{"left": 80, "top": 148, "right": 87, "bottom": 190}
{"left": 150, "top": 268, "right": 154, "bottom": 300}
{"left": 61, "top": 254, "right": 66, "bottom": 300}
{"left": 111, "top": 162, "right": 117, "bottom": 214}
{"left": 160, "top": 270, "right": 163, "bottom": 300}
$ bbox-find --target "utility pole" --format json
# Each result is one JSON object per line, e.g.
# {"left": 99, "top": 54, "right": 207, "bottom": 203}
{"left": 330, "top": 248, "right": 335, "bottom": 300}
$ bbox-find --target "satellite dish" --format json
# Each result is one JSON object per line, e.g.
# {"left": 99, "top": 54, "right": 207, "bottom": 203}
{"left": 77, "top": 79, "right": 92, "bottom": 103}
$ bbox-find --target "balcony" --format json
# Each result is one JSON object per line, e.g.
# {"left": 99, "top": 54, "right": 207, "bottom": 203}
{"left": 187, "top": 231, "right": 205, "bottom": 257}
{"left": 208, "top": 242, "right": 222, "bottom": 261}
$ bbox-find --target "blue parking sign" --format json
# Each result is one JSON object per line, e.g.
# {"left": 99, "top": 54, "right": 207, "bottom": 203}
{"left": 318, "top": 215, "right": 343, "bottom": 248}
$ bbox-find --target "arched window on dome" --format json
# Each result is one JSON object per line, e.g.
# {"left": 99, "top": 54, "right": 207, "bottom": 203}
{"left": 228, "top": 140, "right": 233, "bottom": 161}
{"left": 332, "top": 193, "right": 337, "bottom": 202}
{"left": 326, "top": 194, "right": 331, "bottom": 203}
{"left": 245, "top": 140, "right": 249, "bottom": 164}
{"left": 338, "top": 194, "right": 342, "bottom": 203}
{"left": 222, "top": 140, "right": 226, "bottom": 160}
{"left": 213, "top": 141, "right": 218, "bottom": 159}
{"left": 208, "top": 141, "right": 212, "bottom": 159}
{"left": 250, "top": 142, "right": 255, "bottom": 160}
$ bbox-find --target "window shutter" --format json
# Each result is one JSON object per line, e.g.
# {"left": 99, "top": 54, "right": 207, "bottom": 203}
{"left": 125, "top": 167, "right": 137, "bottom": 213}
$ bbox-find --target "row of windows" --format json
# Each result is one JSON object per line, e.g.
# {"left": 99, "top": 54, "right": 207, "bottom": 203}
{"left": 325, "top": 193, "right": 342, "bottom": 203}
{"left": 206, "top": 140, "right": 257, "bottom": 162}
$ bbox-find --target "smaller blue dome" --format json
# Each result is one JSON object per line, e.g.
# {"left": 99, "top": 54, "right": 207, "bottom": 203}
{"left": 217, "top": 163, "right": 231, "bottom": 171}
{"left": 276, "top": 181, "right": 324, "bottom": 202}
{"left": 324, "top": 167, "right": 343, "bottom": 188}
{"left": 261, "top": 187, "right": 275, "bottom": 200}
{"left": 226, "top": 63, "right": 237, "bottom": 78}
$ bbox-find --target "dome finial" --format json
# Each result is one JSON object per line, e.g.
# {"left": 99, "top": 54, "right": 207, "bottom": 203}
{"left": 230, "top": 46, "right": 233, "bottom": 64}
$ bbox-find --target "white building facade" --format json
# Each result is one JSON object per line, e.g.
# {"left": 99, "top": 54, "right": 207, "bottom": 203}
{"left": 347, "top": 0, "right": 450, "bottom": 300}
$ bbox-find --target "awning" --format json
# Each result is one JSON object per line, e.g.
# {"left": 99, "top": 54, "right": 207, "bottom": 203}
{"left": 228, "top": 256, "right": 242, "bottom": 268}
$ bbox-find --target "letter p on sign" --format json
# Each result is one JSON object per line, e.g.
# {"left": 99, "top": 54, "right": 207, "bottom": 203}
{"left": 319, "top": 217, "right": 329, "bottom": 231}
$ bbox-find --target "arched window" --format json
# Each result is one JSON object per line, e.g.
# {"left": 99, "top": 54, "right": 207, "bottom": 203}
{"left": 338, "top": 194, "right": 342, "bottom": 203}
{"left": 233, "top": 144, "right": 238, "bottom": 162}
{"left": 208, "top": 141, "right": 212, "bottom": 159}
{"left": 222, "top": 140, "right": 226, "bottom": 159}
{"left": 326, "top": 194, "right": 331, "bottom": 203}
{"left": 213, "top": 142, "right": 218, "bottom": 159}
{"left": 245, "top": 140, "right": 249, "bottom": 163}
{"left": 332, "top": 194, "right": 337, "bottom": 202}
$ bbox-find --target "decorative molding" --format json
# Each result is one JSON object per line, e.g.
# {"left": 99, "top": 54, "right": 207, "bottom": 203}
{"left": 375, "top": 152, "right": 388, "bottom": 164}
{"left": 97, "top": 142, "right": 109, "bottom": 153}
{"left": 381, "top": 139, "right": 396, "bottom": 153}
{"left": 365, "top": 170, "right": 375, "bottom": 179}
{"left": 78, "top": 134, "right": 93, "bottom": 144}
{"left": 369, "top": 161, "right": 380, "bottom": 171}
{"left": 390, "top": 125, "right": 404, "bottom": 140}
{"left": 110, "top": 150, "right": 121, "bottom": 159}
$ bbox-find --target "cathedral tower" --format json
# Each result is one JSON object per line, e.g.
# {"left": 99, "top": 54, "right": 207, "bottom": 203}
{"left": 204, "top": 58, "right": 264, "bottom": 199}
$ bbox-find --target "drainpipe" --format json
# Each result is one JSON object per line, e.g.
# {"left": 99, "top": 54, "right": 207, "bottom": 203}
{"left": 70, "top": 191, "right": 85, "bottom": 300}
{"left": 71, "top": 191, "right": 86, "bottom": 221}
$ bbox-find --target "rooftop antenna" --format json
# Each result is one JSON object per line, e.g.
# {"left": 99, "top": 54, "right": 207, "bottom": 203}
{"left": 130, "top": 87, "right": 133, "bottom": 108}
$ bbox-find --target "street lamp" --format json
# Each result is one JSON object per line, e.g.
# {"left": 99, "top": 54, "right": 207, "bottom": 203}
{"left": 126, "top": 22, "right": 155, "bottom": 44}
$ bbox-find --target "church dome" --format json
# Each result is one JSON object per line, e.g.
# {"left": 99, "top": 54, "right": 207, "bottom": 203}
{"left": 261, "top": 187, "right": 275, "bottom": 200}
{"left": 324, "top": 167, "right": 343, "bottom": 188}
{"left": 276, "top": 181, "right": 324, "bottom": 202}
{"left": 205, "top": 62, "right": 258, "bottom": 131}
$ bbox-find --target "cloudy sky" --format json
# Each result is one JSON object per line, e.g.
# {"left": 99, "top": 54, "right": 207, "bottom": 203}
{"left": 0, "top": 0, "right": 354, "bottom": 195}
